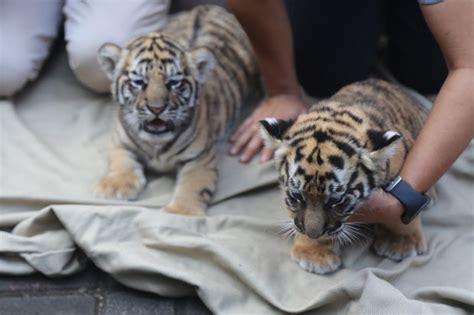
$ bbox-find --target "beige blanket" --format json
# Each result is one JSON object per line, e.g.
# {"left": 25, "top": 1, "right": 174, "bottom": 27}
{"left": 1, "top": 48, "right": 473, "bottom": 314}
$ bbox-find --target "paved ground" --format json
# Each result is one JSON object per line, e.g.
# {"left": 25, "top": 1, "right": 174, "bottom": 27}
{"left": 0, "top": 265, "right": 211, "bottom": 315}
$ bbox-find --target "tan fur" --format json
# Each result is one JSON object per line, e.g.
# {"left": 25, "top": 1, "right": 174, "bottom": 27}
{"left": 373, "top": 217, "right": 426, "bottom": 261}
{"left": 95, "top": 5, "right": 258, "bottom": 215}
{"left": 291, "top": 233, "right": 341, "bottom": 274}
{"left": 164, "top": 146, "right": 217, "bottom": 216}
{"left": 95, "top": 145, "right": 145, "bottom": 200}
{"left": 262, "top": 79, "right": 429, "bottom": 273}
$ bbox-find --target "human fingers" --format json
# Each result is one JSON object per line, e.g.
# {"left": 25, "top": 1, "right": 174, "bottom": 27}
{"left": 240, "top": 132, "right": 264, "bottom": 163}
{"left": 260, "top": 146, "right": 274, "bottom": 163}
{"left": 230, "top": 124, "right": 256, "bottom": 156}
{"left": 347, "top": 191, "right": 384, "bottom": 224}
{"left": 230, "top": 117, "right": 253, "bottom": 143}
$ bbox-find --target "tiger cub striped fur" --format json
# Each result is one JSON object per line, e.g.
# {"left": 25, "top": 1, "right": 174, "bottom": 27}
{"left": 95, "top": 5, "right": 258, "bottom": 215}
{"left": 260, "top": 79, "right": 429, "bottom": 274}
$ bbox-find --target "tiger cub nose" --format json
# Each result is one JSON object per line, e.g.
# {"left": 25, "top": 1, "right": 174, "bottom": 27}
{"left": 147, "top": 105, "right": 164, "bottom": 115}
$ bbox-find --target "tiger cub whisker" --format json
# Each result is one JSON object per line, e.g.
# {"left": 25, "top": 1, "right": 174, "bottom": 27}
{"left": 263, "top": 79, "right": 429, "bottom": 274}
{"left": 94, "top": 5, "right": 258, "bottom": 216}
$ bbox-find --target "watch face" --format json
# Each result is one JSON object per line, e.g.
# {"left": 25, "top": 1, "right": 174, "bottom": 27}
{"left": 385, "top": 176, "right": 431, "bottom": 225}
{"left": 413, "top": 206, "right": 423, "bottom": 218}
{"left": 420, "top": 197, "right": 432, "bottom": 211}
{"left": 402, "top": 197, "right": 431, "bottom": 224}
{"left": 401, "top": 210, "right": 419, "bottom": 224}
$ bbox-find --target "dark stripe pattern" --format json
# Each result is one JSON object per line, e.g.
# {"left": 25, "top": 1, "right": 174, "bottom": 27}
{"left": 274, "top": 79, "right": 428, "bottom": 223}
{"left": 112, "top": 5, "right": 257, "bottom": 166}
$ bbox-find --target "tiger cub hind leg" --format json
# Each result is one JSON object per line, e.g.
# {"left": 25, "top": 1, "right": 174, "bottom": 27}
{"left": 94, "top": 145, "right": 146, "bottom": 200}
{"left": 163, "top": 148, "right": 217, "bottom": 216}
{"left": 373, "top": 218, "right": 427, "bottom": 261}
{"left": 290, "top": 233, "right": 342, "bottom": 274}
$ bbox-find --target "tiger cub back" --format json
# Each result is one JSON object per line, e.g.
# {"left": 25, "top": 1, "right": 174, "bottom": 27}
{"left": 260, "top": 79, "right": 429, "bottom": 274}
{"left": 94, "top": 5, "right": 258, "bottom": 215}
{"left": 162, "top": 5, "right": 258, "bottom": 137}
{"left": 309, "top": 79, "right": 428, "bottom": 182}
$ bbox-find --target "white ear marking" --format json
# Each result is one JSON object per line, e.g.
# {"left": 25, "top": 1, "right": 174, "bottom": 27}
{"left": 264, "top": 117, "right": 279, "bottom": 126}
{"left": 384, "top": 131, "right": 401, "bottom": 140}
{"left": 97, "top": 43, "right": 123, "bottom": 80}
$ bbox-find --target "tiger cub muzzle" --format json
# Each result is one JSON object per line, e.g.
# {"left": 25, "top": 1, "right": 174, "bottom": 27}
{"left": 290, "top": 194, "right": 358, "bottom": 239}
{"left": 143, "top": 117, "right": 174, "bottom": 135}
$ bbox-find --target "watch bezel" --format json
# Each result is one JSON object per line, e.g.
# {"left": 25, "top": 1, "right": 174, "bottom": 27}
{"left": 385, "top": 176, "right": 402, "bottom": 191}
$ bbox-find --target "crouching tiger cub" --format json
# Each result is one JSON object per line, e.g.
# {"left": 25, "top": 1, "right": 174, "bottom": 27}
{"left": 260, "top": 79, "right": 429, "bottom": 274}
{"left": 94, "top": 5, "right": 257, "bottom": 215}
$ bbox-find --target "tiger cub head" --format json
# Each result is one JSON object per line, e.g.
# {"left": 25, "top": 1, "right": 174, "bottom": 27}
{"left": 259, "top": 112, "right": 402, "bottom": 240}
{"left": 98, "top": 33, "right": 215, "bottom": 143}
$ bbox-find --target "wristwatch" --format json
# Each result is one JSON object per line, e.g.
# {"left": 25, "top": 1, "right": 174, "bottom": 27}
{"left": 383, "top": 176, "right": 431, "bottom": 224}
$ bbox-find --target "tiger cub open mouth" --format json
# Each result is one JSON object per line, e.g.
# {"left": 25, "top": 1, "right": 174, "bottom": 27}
{"left": 143, "top": 118, "right": 174, "bottom": 134}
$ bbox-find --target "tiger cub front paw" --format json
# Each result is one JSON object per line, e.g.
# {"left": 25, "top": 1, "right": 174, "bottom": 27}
{"left": 163, "top": 202, "right": 206, "bottom": 216}
{"left": 290, "top": 238, "right": 341, "bottom": 274}
{"left": 94, "top": 169, "right": 146, "bottom": 200}
{"left": 373, "top": 224, "right": 426, "bottom": 261}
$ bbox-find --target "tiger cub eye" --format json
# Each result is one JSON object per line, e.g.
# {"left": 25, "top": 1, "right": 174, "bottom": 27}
{"left": 130, "top": 79, "right": 146, "bottom": 89}
{"left": 167, "top": 79, "right": 182, "bottom": 90}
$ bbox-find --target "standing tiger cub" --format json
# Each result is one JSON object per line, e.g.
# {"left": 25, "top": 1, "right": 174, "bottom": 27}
{"left": 260, "top": 79, "right": 429, "bottom": 274}
{"left": 95, "top": 5, "right": 258, "bottom": 215}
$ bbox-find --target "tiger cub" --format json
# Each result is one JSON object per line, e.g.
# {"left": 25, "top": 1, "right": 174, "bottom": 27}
{"left": 95, "top": 5, "right": 258, "bottom": 215}
{"left": 260, "top": 79, "right": 429, "bottom": 274}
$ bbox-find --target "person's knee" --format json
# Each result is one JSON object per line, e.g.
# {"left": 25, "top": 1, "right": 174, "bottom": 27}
{"left": 64, "top": 0, "right": 171, "bottom": 93}
{"left": 66, "top": 35, "right": 112, "bottom": 93}
{"left": 0, "top": 52, "right": 40, "bottom": 97}
{"left": 65, "top": 18, "right": 141, "bottom": 93}
{"left": 1, "top": 0, "right": 62, "bottom": 97}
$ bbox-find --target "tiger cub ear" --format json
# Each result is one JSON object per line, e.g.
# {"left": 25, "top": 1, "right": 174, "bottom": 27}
{"left": 259, "top": 118, "right": 293, "bottom": 149}
{"left": 367, "top": 129, "right": 402, "bottom": 162}
{"left": 98, "top": 43, "right": 123, "bottom": 80}
{"left": 186, "top": 47, "right": 216, "bottom": 83}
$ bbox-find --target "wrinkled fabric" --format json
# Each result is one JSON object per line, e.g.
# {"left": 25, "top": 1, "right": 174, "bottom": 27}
{"left": 0, "top": 49, "right": 473, "bottom": 314}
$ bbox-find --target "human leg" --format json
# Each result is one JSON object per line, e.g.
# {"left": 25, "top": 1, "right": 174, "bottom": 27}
{"left": 386, "top": 0, "right": 448, "bottom": 93}
{"left": 284, "top": 0, "right": 386, "bottom": 98}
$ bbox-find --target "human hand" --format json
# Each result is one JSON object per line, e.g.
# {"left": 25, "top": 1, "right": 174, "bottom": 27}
{"left": 349, "top": 189, "right": 421, "bottom": 235}
{"left": 229, "top": 94, "right": 307, "bottom": 163}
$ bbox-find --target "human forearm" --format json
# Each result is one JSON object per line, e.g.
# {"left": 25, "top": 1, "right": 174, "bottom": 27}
{"left": 350, "top": 0, "right": 474, "bottom": 231}
{"left": 353, "top": 70, "right": 473, "bottom": 232}
{"left": 401, "top": 0, "right": 474, "bottom": 191}
{"left": 400, "top": 69, "right": 474, "bottom": 192}
{"left": 350, "top": 72, "right": 473, "bottom": 232}
{"left": 227, "top": 0, "right": 307, "bottom": 162}
{"left": 227, "top": 0, "right": 300, "bottom": 96}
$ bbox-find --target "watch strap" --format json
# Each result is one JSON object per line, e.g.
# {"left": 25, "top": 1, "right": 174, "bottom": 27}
{"left": 384, "top": 176, "right": 430, "bottom": 224}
